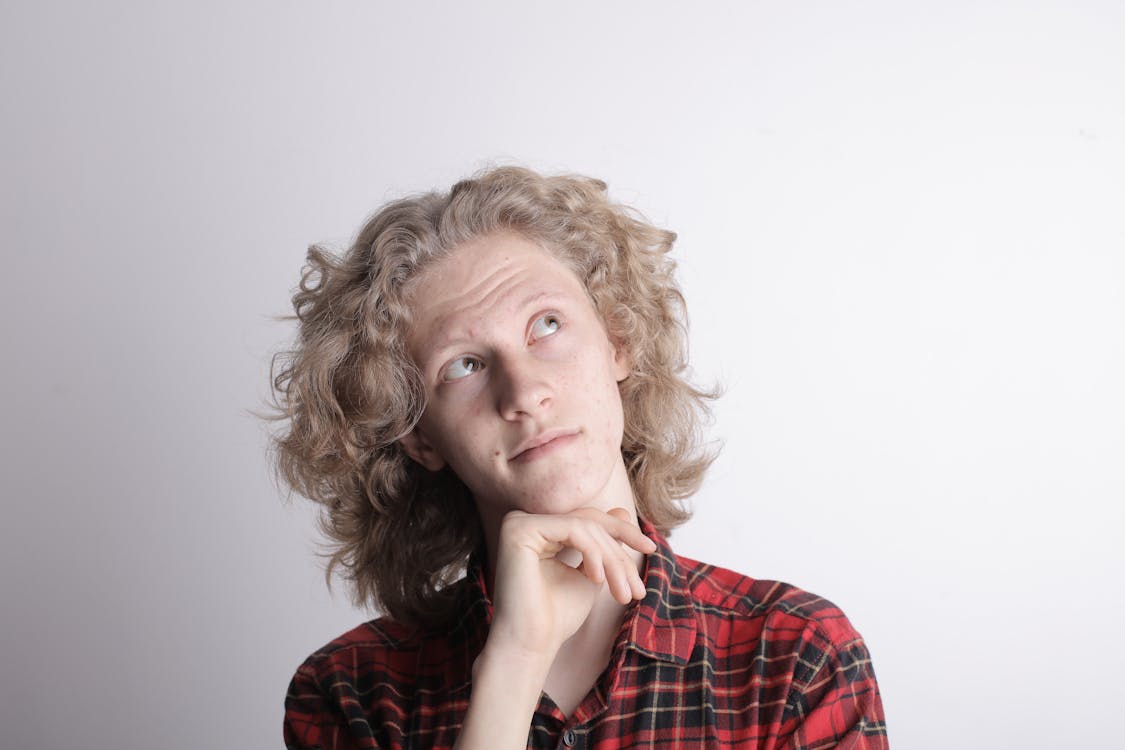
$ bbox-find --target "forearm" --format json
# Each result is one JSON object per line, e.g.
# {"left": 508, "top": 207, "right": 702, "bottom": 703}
{"left": 454, "top": 641, "right": 553, "bottom": 750}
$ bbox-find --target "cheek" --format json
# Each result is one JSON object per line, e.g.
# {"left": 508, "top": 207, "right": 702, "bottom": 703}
{"left": 590, "top": 366, "right": 626, "bottom": 443}
{"left": 428, "top": 401, "right": 494, "bottom": 466}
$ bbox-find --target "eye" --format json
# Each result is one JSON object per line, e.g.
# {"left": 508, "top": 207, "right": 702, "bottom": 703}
{"left": 441, "top": 356, "right": 484, "bottom": 382}
{"left": 529, "top": 313, "right": 562, "bottom": 342}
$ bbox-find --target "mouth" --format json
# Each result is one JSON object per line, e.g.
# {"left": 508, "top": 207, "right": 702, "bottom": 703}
{"left": 509, "top": 428, "right": 581, "bottom": 462}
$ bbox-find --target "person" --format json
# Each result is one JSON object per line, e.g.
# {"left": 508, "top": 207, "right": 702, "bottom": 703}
{"left": 270, "top": 166, "right": 889, "bottom": 749}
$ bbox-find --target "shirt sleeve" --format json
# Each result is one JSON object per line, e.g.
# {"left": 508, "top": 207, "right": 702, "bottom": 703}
{"left": 283, "top": 663, "right": 372, "bottom": 750}
{"left": 778, "top": 630, "right": 889, "bottom": 750}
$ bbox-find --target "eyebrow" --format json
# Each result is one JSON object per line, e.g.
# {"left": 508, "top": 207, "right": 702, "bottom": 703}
{"left": 419, "top": 290, "right": 571, "bottom": 363}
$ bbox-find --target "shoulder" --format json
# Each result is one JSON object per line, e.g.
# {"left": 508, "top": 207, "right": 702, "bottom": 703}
{"left": 288, "top": 571, "right": 487, "bottom": 701}
{"left": 674, "top": 552, "right": 873, "bottom": 668}
{"left": 671, "top": 553, "right": 888, "bottom": 744}
{"left": 285, "top": 612, "right": 476, "bottom": 720}
{"left": 293, "top": 616, "right": 422, "bottom": 675}
{"left": 288, "top": 616, "right": 434, "bottom": 701}
{"left": 674, "top": 552, "right": 884, "bottom": 721}
{"left": 284, "top": 618, "right": 461, "bottom": 749}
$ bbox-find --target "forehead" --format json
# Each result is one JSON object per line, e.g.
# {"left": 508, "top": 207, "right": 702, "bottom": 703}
{"left": 403, "top": 232, "right": 592, "bottom": 352}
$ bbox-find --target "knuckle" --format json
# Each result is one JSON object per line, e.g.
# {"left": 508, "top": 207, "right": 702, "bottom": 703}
{"left": 578, "top": 519, "right": 601, "bottom": 536}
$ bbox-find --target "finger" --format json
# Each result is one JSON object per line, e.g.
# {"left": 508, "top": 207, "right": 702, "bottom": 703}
{"left": 597, "top": 536, "right": 630, "bottom": 604}
{"left": 591, "top": 524, "right": 642, "bottom": 605}
{"left": 565, "top": 523, "right": 636, "bottom": 599}
{"left": 595, "top": 509, "right": 657, "bottom": 554}
{"left": 528, "top": 507, "right": 655, "bottom": 557}
{"left": 570, "top": 528, "right": 606, "bottom": 585}
{"left": 605, "top": 529, "right": 649, "bottom": 602}
{"left": 630, "top": 563, "right": 648, "bottom": 600}
{"left": 560, "top": 520, "right": 622, "bottom": 602}
{"left": 504, "top": 512, "right": 650, "bottom": 595}
{"left": 563, "top": 511, "right": 651, "bottom": 603}
{"left": 606, "top": 507, "right": 632, "bottom": 523}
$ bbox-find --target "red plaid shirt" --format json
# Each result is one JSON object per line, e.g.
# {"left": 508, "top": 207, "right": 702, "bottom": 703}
{"left": 284, "top": 522, "right": 888, "bottom": 749}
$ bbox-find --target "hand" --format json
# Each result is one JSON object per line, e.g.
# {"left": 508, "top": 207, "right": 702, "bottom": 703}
{"left": 455, "top": 508, "right": 655, "bottom": 750}
{"left": 487, "top": 507, "right": 657, "bottom": 661}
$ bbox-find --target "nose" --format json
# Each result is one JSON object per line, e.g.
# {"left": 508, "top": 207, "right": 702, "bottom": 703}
{"left": 494, "top": 354, "right": 552, "bottom": 420}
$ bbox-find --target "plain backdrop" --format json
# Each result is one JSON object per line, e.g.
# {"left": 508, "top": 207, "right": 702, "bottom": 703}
{"left": 2, "top": 1, "right": 1123, "bottom": 748}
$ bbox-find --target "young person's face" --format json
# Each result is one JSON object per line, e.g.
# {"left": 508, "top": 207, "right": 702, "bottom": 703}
{"left": 399, "top": 231, "right": 634, "bottom": 531}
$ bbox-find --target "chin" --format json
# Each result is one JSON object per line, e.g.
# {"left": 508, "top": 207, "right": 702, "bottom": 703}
{"left": 522, "top": 455, "right": 629, "bottom": 515}
{"left": 513, "top": 494, "right": 591, "bottom": 516}
{"left": 515, "top": 479, "right": 618, "bottom": 516}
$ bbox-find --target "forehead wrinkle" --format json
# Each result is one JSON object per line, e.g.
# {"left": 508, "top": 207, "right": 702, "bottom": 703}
{"left": 413, "top": 260, "right": 538, "bottom": 358}
{"left": 408, "top": 237, "right": 592, "bottom": 366}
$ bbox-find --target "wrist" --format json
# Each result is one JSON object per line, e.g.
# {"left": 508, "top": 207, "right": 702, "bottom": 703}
{"left": 474, "top": 637, "right": 555, "bottom": 685}
{"left": 456, "top": 641, "right": 553, "bottom": 750}
{"left": 485, "top": 608, "right": 566, "bottom": 661}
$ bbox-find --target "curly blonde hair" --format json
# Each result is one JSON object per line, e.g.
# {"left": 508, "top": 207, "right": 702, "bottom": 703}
{"left": 269, "top": 166, "right": 717, "bottom": 627}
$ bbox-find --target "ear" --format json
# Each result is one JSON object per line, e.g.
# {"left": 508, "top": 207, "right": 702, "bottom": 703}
{"left": 398, "top": 427, "right": 446, "bottom": 472}
{"left": 611, "top": 339, "right": 632, "bottom": 382}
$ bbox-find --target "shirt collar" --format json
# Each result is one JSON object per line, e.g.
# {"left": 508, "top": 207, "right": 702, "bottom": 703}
{"left": 623, "top": 518, "right": 698, "bottom": 665}
{"left": 462, "top": 516, "right": 697, "bottom": 666}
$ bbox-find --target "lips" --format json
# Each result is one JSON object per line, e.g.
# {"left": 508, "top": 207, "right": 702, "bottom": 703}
{"left": 509, "top": 428, "right": 580, "bottom": 462}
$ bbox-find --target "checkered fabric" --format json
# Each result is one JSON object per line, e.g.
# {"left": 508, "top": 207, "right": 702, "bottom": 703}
{"left": 285, "top": 521, "right": 888, "bottom": 749}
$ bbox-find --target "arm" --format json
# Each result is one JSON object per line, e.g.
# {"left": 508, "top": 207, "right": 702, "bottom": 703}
{"left": 778, "top": 635, "right": 889, "bottom": 750}
{"left": 453, "top": 507, "right": 656, "bottom": 750}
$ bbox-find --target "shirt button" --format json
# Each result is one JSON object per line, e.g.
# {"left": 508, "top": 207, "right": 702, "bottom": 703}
{"left": 562, "top": 729, "right": 577, "bottom": 747}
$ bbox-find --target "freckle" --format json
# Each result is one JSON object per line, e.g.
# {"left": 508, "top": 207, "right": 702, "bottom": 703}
{"left": 493, "top": 449, "right": 501, "bottom": 457}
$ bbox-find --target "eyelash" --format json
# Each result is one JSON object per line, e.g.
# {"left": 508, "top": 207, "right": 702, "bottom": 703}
{"left": 438, "top": 312, "right": 564, "bottom": 383}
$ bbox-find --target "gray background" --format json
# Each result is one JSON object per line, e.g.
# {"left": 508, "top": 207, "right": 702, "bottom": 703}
{"left": 3, "top": 1, "right": 1123, "bottom": 748}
